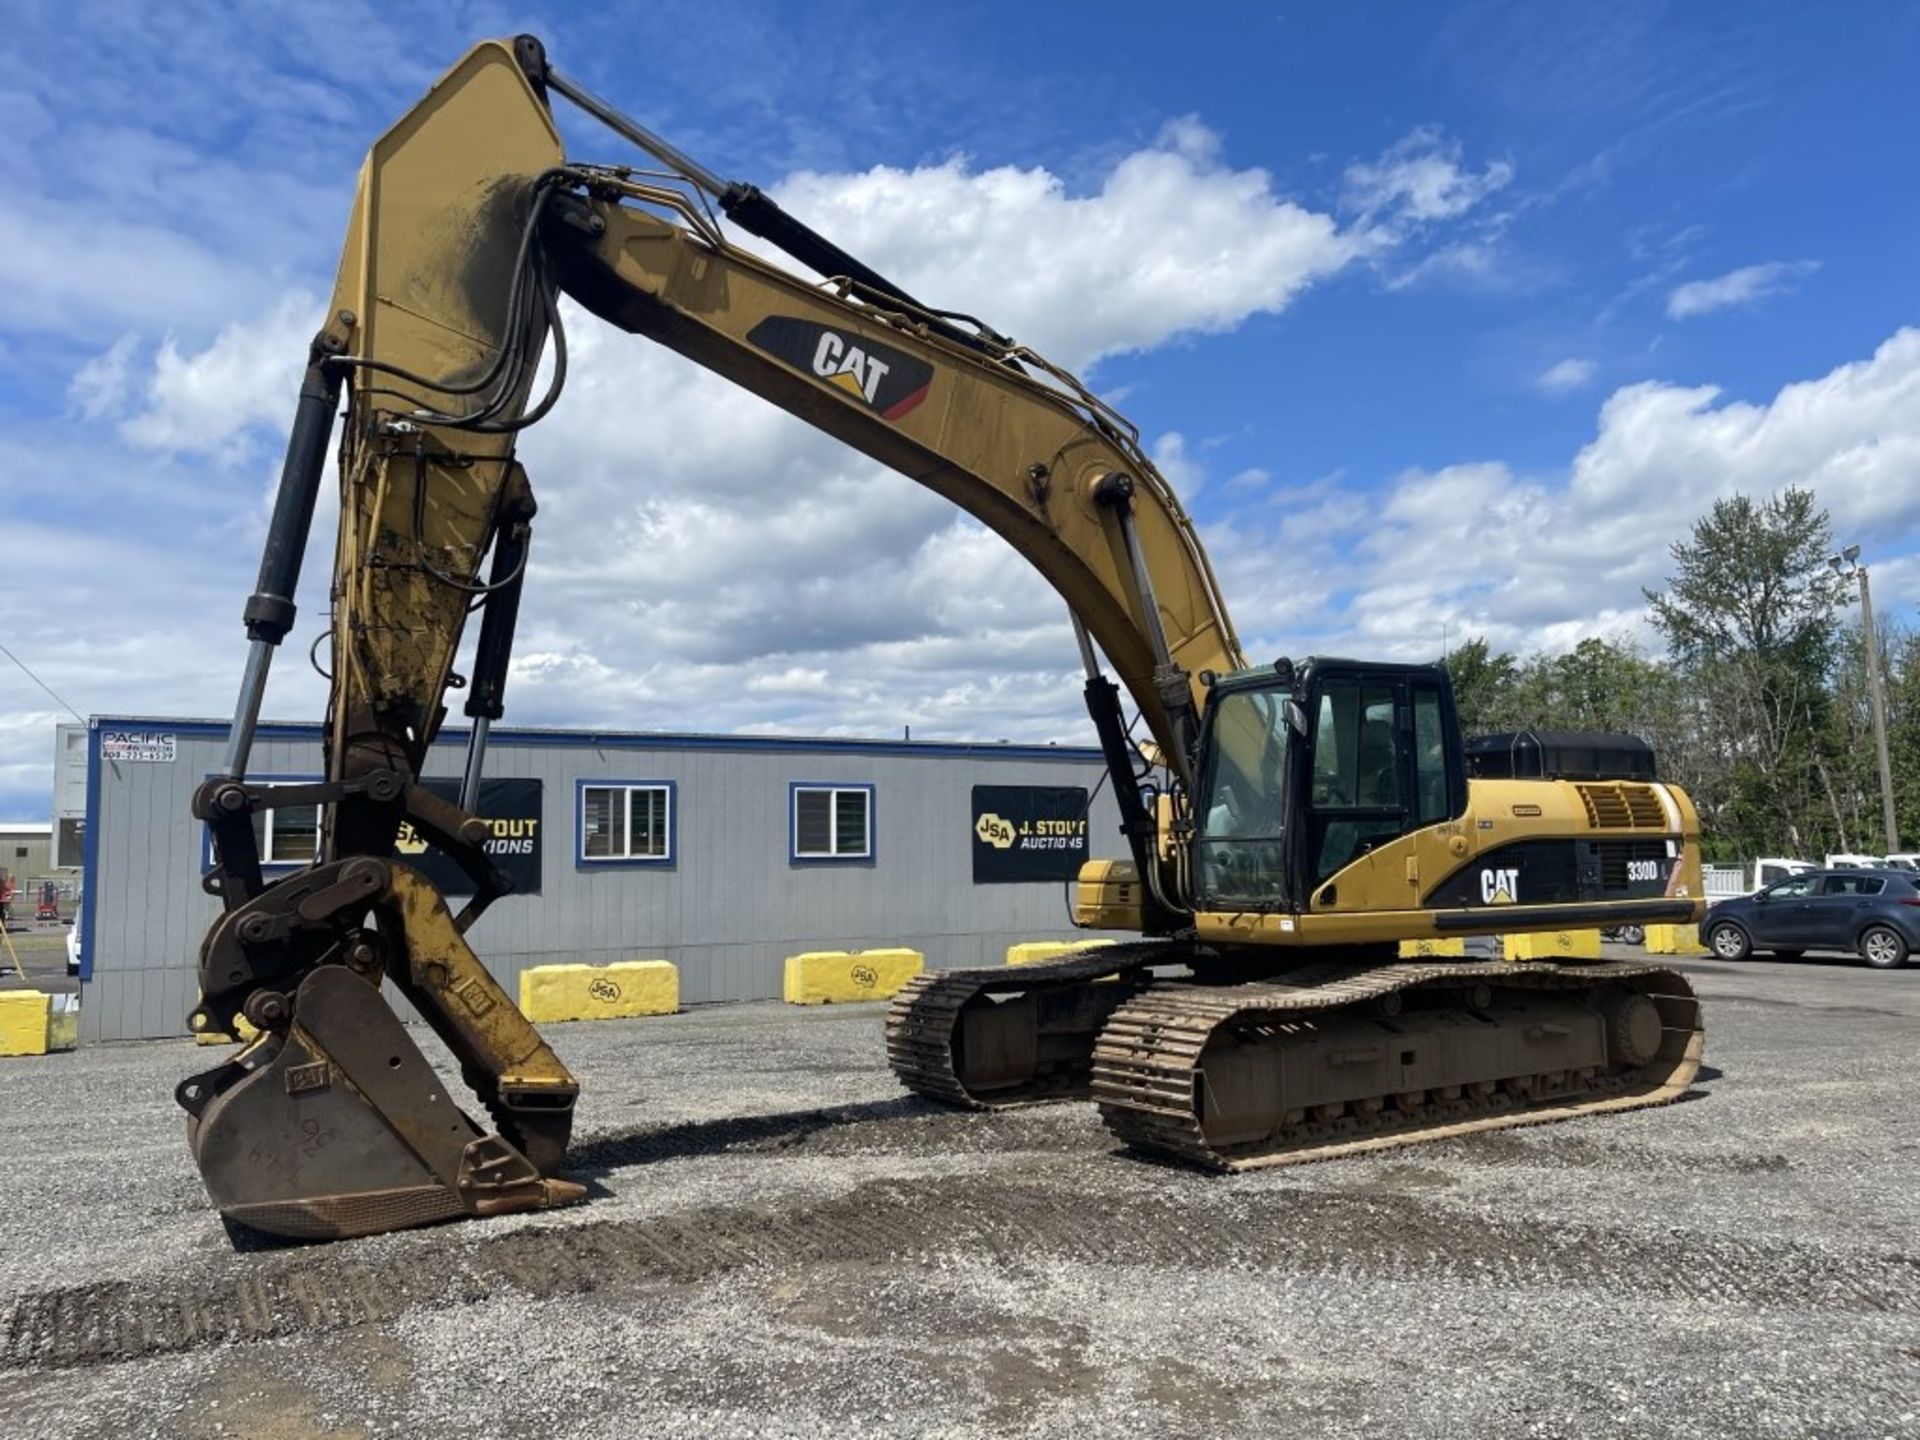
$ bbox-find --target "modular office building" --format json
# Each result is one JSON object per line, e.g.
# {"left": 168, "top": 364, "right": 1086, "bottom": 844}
{"left": 72, "top": 716, "right": 1126, "bottom": 1043}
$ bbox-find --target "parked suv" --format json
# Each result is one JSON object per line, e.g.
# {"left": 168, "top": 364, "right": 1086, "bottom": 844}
{"left": 1700, "top": 869, "right": 1920, "bottom": 968}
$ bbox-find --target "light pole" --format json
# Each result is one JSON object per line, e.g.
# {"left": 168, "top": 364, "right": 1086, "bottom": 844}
{"left": 1829, "top": 546, "right": 1900, "bottom": 853}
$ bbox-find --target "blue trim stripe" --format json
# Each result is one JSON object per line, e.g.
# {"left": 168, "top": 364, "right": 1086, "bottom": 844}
{"left": 79, "top": 723, "right": 101, "bottom": 983}
{"left": 84, "top": 716, "right": 1103, "bottom": 765}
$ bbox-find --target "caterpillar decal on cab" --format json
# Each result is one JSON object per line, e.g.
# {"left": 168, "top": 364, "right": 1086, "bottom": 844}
{"left": 747, "top": 316, "right": 934, "bottom": 420}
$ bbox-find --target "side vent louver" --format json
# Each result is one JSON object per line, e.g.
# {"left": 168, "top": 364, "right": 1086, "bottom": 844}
{"left": 1575, "top": 783, "right": 1668, "bottom": 831}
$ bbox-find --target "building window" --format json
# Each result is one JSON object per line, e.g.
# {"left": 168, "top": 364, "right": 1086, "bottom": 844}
{"left": 790, "top": 783, "right": 873, "bottom": 862}
{"left": 200, "top": 776, "right": 321, "bottom": 869}
{"left": 256, "top": 805, "right": 320, "bottom": 865}
{"left": 577, "top": 781, "right": 675, "bottom": 866}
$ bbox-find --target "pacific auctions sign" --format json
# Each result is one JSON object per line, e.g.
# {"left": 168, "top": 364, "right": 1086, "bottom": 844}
{"left": 101, "top": 731, "right": 175, "bottom": 763}
{"left": 395, "top": 777, "right": 543, "bottom": 895}
{"left": 970, "top": 785, "right": 1091, "bottom": 884}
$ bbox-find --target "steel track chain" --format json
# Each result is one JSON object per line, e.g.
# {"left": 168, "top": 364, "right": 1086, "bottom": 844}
{"left": 883, "top": 941, "right": 1185, "bottom": 1108}
{"left": 1091, "top": 959, "right": 1704, "bottom": 1169}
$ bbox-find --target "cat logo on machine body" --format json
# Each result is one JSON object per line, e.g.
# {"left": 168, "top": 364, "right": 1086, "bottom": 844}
{"left": 747, "top": 316, "right": 934, "bottom": 421}
{"left": 1480, "top": 867, "right": 1520, "bottom": 905}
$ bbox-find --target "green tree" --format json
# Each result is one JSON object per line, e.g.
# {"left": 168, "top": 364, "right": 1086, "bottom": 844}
{"left": 1856, "top": 621, "right": 1918, "bottom": 852}
{"left": 1643, "top": 487, "right": 1848, "bottom": 858}
{"left": 1510, "top": 637, "right": 1668, "bottom": 733}
{"left": 1442, "top": 637, "right": 1519, "bottom": 737}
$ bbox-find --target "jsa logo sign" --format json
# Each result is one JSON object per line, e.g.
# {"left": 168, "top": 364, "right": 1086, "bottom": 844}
{"left": 976, "top": 812, "right": 1017, "bottom": 849}
{"left": 747, "top": 316, "right": 934, "bottom": 420}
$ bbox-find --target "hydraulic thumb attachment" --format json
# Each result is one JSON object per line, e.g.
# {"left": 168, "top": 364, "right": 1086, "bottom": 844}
{"left": 177, "top": 854, "right": 583, "bottom": 1242}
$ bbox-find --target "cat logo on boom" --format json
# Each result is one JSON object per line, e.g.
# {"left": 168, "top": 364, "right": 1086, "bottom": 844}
{"left": 747, "top": 316, "right": 934, "bottom": 421}
{"left": 810, "top": 331, "right": 889, "bottom": 403}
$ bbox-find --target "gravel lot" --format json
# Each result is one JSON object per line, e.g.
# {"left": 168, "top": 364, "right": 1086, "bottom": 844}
{"left": 3, "top": 948, "right": 1917, "bottom": 1439}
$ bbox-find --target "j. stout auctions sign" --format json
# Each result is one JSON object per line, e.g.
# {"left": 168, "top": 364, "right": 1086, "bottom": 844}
{"left": 395, "top": 777, "right": 543, "bottom": 895}
{"left": 971, "top": 785, "right": 1090, "bottom": 884}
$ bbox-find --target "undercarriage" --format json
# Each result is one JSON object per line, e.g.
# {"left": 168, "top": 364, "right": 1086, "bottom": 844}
{"left": 887, "top": 947, "right": 1702, "bottom": 1168}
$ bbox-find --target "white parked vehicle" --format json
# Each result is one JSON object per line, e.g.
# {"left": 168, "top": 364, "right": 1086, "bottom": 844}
{"left": 1704, "top": 858, "right": 1816, "bottom": 899}
{"left": 1755, "top": 857, "right": 1817, "bottom": 886}
{"left": 1826, "top": 853, "right": 1894, "bottom": 871}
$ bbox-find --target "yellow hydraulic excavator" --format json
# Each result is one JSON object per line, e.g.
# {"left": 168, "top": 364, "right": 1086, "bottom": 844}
{"left": 182, "top": 36, "right": 1705, "bottom": 1242}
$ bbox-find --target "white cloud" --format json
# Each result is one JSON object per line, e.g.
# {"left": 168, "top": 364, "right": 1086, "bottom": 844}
{"left": 1536, "top": 357, "right": 1597, "bottom": 393}
{"left": 1156, "top": 114, "right": 1220, "bottom": 164}
{"left": 1151, "top": 433, "right": 1204, "bottom": 503}
{"left": 119, "top": 292, "right": 321, "bottom": 459}
{"left": 66, "top": 334, "right": 140, "bottom": 419}
{"left": 1384, "top": 240, "right": 1500, "bottom": 291}
{"left": 1343, "top": 126, "right": 1514, "bottom": 227}
{"left": 769, "top": 125, "right": 1366, "bottom": 370}
{"left": 1237, "top": 327, "right": 1920, "bottom": 661}
{"left": 0, "top": 198, "right": 279, "bottom": 337}
{"left": 1341, "top": 130, "right": 1525, "bottom": 293}
{"left": 1666, "top": 260, "right": 1819, "bottom": 319}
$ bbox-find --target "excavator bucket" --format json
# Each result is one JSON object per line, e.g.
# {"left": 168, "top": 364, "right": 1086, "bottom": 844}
{"left": 180, "top": 859, "right": 585, "bottom": 1243}
{"left": 183, "top": 968, "right": 581, "bottom": 1241}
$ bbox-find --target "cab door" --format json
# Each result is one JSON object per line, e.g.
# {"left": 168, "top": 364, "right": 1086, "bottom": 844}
{"left": 1299, "top": 670, "right": 1463, "bottom": 896}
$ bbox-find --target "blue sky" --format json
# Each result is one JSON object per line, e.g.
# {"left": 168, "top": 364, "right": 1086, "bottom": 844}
{"left": 3, "top": 1, "right": 1918, "bottom": 817}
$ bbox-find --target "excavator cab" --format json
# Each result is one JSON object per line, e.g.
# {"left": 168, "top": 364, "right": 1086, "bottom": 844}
{"left": 1192, "top": 660, "right": 1467, "bottom": 913}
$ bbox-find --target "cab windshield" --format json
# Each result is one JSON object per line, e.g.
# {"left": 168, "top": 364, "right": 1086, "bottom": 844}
{"left": 1194, "top": 685, "right": 1291, "bottom": 907}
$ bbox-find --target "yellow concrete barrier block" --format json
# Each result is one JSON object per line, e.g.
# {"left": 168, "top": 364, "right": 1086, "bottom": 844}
{"left": 1503, "top": 929, "right": 1603, "bottom": 961}
{"left": 0, "top": 991, "right": 51, "bottom": 1057}
{"left": 1644, "top": 923, "right": 1708, "bottom": 957}
{"left": 783, "top": 948, "right": 924, "bottom": 1004}
{"left": 46, "top": 996, "right": 78, "bottom": 1052}
{"left": 519, "top": 961, "right": 680, "bottom": 1023}
{"left": 1398, "top": 937, "right": 1467, "bottom": 958}
{"left": 1006, "top": 939, "right": 1117, "bottom": 967}
{"left": 195, "top": 1014, "right": 260, "bottom": 1046}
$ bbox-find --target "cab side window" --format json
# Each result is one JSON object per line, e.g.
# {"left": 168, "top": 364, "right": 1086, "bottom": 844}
{"left": 1311, "top": 683, "right": 1398, "bottom": 808}
{"left": 1411, "top": 687, "right": 1450, "bottom": 825}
